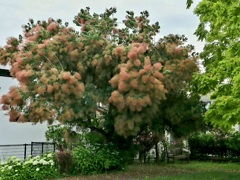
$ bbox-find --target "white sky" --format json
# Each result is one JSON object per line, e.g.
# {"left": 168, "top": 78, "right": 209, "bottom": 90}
{"left": 0, "top": 0, "right": 204, "bottom": 144}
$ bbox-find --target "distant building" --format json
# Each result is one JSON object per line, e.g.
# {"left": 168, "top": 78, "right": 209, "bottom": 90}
{"left": 201, "top": 93, "right": 239, "bottom": 132}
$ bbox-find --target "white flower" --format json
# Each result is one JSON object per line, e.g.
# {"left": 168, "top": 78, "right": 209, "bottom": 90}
{"left": 33, "top": 160, "right": 38, "bottom": 165}
{"left": 8, "top": 166, "right": 12, "bottom": 170}
{"left": 39, "top": 159, "right": 48, "bottom": 165}
{"left": 33, "top": 156, "right": 40, "bottom": 160}
{"left": 36, "top": 168, "right": 40, "bottom": 171}
{"left": 47, "top": 153, "right": 53, "bottom": 158}
{"left": 17, "top": 163, "right": 21, "bottom": 166}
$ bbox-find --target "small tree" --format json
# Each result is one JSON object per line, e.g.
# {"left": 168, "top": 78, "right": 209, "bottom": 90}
{"left": 45, "top": 124, "right": 78, "bottom": 150}
{"left": 134, "top": 129, "right": 161, "bottom": 163}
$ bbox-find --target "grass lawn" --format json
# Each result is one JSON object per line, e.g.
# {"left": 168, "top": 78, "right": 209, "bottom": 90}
{"left": 58, "top": 161, "right": 240, "bottom": 180}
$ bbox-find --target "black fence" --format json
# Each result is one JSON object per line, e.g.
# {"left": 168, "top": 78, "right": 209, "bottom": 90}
{"left": 0, "top": 142, "right": 56, "bottom": 161}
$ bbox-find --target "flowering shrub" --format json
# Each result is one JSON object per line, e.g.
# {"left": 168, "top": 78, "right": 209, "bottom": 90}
{"left": 0, "top": 153, "right": 60, "bottom": 180}
{"left": 134, "top": 131, "right": 159, "bottom": 163}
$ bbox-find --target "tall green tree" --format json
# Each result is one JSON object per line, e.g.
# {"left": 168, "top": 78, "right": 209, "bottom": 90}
{"left": 192, "top": 0, "right": 240, "bottom": 129}
{"left": 0, "top": 8, "right": 204, "bottom": 147}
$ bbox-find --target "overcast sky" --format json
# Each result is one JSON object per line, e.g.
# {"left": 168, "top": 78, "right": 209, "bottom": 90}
{"left": 0, "top": 0, "right": 203, "bottom": 144}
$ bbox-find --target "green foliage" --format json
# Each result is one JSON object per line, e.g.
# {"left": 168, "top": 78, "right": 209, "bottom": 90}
{"left": 45, "top": 124, "right": 79, "bottom": 150}
{"left": 72, "top": 143, "right": 124, "bottom": 175}
{"left": 186, "top": 0, "right": 194, "bottom": 9}
{"left": 107, "top": 132, "right": 139, "bottom": 164}
{"left": 0, "top": 153, "right": 60, "bottom": 180}
{"left": 225, "top": 132, "right": 240, "bottom": 158}
{"left": 191, "top": 0, "right": 240, "bottom": 128}
{"left": 45, "top": 125, "right": 67, "bottom": 150}
{"left": 159, "top": 91, "right": 207, "bottom": 138}
{"left": 188, "top": 130, "right": 240, "bottom": 159}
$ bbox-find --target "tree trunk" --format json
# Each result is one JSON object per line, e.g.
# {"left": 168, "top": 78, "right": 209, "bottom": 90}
{"left": 143, "top": 151, "right": 147, "bottom": 163}
{"left": 139, "top": 151, "right": 143, "bottom": 163}
{"left": 155, "top": 143, "right": 159, "bottom": 163}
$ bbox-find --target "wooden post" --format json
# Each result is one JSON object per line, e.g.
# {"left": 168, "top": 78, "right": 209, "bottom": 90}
{"left": 42, "top": 142, "right": 44, "bottom": 155}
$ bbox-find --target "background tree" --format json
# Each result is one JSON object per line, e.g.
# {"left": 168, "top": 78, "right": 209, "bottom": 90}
{"left": 191, "top": 0, "right": 240, "bottom": 129}
{"left": 0, "top": 8, "right": 204, "bottom": 153}
{"left": 154, "top": 34, "right": 206, "bottom": 138}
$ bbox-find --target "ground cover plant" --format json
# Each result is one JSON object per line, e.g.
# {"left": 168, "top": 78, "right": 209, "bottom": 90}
{"left": 1, "top": 154, "right": 240, "bottom": 180}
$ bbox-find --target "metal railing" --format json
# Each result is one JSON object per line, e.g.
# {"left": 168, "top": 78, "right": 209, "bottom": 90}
{"left": 0, "top": 142, "right": 56, "bottom": 161}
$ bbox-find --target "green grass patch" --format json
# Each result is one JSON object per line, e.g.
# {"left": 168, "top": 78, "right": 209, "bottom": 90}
{"left": 147, "top": 171, "right": 240, "bottom": 180}
{"left": 58, "top": 161, "right": 240, "bottom": 180}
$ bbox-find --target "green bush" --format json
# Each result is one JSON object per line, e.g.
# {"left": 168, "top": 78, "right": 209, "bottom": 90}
{"left": 188, "top": 130, "right": 240, "bottom": 160}
{"left": 226, "top": 132, "right": 240, "bottom": 158}
{"left": 73, "top": 143, "right": 124, "bottom": 175}
{"left": 0, "top": 153, "right": 60, "bottom": 180}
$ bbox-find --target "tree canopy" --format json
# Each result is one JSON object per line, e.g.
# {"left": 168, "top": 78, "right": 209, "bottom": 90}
{"left": 192, "top": 0, "right": 240, "bottom": 129}
{"left": 0, "top": 8, "right": 204, "bottom": 142}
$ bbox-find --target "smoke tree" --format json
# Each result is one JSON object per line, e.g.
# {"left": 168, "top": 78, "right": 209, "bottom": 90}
{"left": 0, "top": 8, "right": 203, "bottom": 146}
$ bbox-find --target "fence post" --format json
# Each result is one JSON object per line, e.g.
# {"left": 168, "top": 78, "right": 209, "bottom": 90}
{"left": 24, "top": 144, "right": 27, "bottom": 160}
{"left": 42, "top": 142, "right": 44, "bottom": 155}
{"left": 31, "top": 142, "right": 33, "bottom": 156}
{"left": 53, "top": 143, "right": 56, "bottom": 152}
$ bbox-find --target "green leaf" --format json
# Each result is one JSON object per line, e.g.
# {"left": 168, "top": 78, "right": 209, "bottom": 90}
{"left": 186, "top": 0, "right": 194, "bottom": 9}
